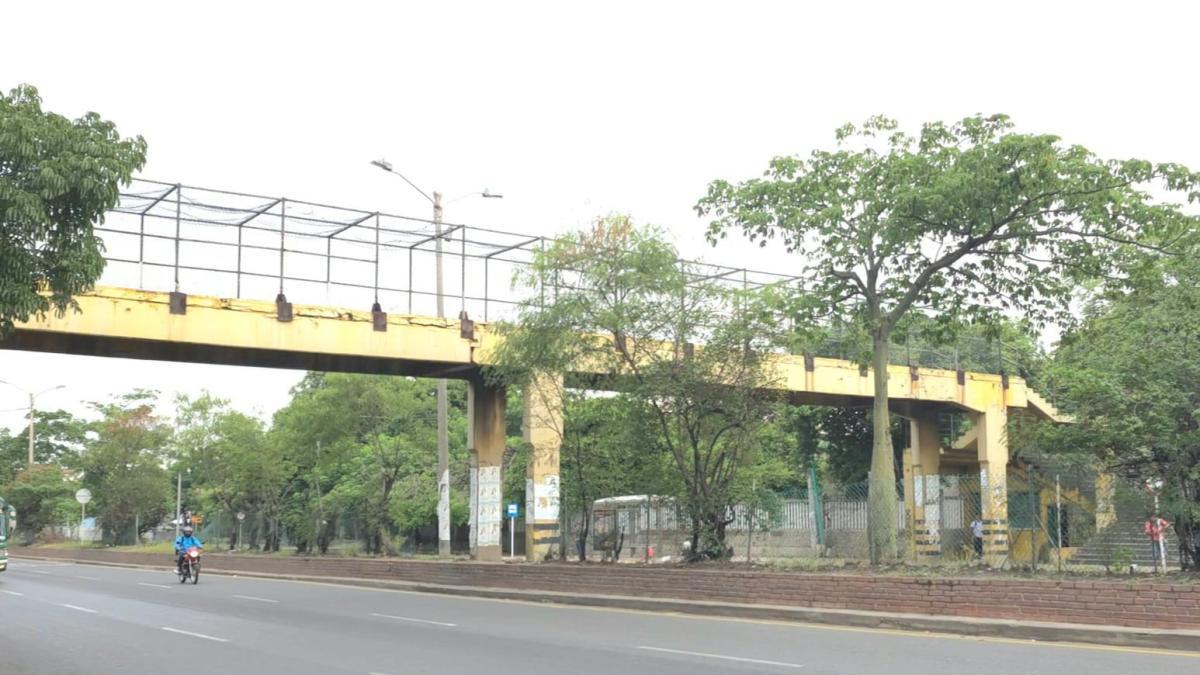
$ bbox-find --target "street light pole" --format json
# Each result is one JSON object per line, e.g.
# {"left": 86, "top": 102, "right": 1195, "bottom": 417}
{"left": 27, "top": 392, "right": 35, "bottom": 466}
{"left": 371, "top": 160, "right": 502, "bottom": 558}
{"left": 0, "top": 381, "right": 65, "bottom": 466}
{"left": 433, "top": 190, "right": 452, "bottom": 557}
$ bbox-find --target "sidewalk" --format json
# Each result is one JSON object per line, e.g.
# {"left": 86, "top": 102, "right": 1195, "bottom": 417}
{"left": 15, "top": 551, "right": 1199, "bottom": 652}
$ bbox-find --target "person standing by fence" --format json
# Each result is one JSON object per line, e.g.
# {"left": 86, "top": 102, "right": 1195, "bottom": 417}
{"left": 1143, "top": 514, "right": 1171, "bottom": 573}
{"left": 970, "top": 518, "right": 983, "bottom": 559}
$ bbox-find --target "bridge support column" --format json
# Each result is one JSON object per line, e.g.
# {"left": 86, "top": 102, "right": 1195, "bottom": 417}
{"left": 523, "top": 374, "right": 563, "bottom": 561}
{"left": 471, "top": 379, "right": 506, "bottom": 562}
{"left": 903, "top": 414, "right": 943, "bottom": 561}
{"left": 975, "top": 404, "right": 1009, "bottom": 565}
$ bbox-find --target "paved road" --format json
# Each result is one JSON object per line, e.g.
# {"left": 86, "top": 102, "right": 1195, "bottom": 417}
{"left": 0, "top": 558, "right": 1195, "bottom": 675}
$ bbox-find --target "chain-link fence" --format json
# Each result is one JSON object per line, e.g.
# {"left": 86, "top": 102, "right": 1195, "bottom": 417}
{"left": 561, "top": 469, "right": 1178, "bottom": 572}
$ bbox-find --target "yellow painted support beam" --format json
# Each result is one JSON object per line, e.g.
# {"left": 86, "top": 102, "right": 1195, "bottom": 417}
{"left": 523, "top": 374, "right": 563, "bottom": 562}
{"left": 8, "top": 287, "right": 1053, "bottom": 418}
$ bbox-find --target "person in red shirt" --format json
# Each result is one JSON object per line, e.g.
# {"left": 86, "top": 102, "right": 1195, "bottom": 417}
{"left": 1143, "top": 514, "right": 1171, "bottom": 573}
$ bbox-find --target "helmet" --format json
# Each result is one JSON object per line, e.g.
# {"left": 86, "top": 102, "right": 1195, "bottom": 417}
{"left": 182, "top": 525, "right": 194, "bottom": 536}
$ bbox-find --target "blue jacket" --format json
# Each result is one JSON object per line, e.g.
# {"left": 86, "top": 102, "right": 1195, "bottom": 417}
{"left": 174, "top": 534, "right": 203, "bottom": 554}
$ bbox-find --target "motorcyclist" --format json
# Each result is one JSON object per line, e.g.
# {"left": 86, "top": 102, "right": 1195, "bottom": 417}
{"left": 174, "top": 525, "right": 203, "bottom": 573}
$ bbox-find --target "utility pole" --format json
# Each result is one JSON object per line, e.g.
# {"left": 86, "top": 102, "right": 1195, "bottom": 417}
{"left": 175, "top": 472, "right": 183, "bottom": 539}
{"left": 433, "top": 190, "right": 452, "bottom": 557}
{"left": 0, "top": 381, "right": 64, "bottom": 466}
{"left": 370, "top": 160, "right": 502, "bottom": 558}
{"left": 26, "top": 392, "right": 34, "bottom": 466}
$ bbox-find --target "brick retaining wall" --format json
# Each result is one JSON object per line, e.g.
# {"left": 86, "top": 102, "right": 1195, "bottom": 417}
{"left": 19, "top": 547, "right": 1199, "bottom": 630}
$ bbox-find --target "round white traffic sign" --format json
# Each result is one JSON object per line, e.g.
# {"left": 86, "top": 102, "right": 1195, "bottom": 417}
{"left": 237, "top": 512, "right": 245, "bottom": 521}
{"left": 75, "top": 488, "right": 92, "bottom": 505}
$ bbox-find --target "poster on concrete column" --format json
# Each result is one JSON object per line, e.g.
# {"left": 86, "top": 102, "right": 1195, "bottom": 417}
{"left": 469, "top": 466, "right": 478, "bottom": 550}
{"left": 534, "top": 474, "right": 560, "bottom": 522}
{"left": 477, "top": 466, "right": 502, "bottom": 546}
{"left": 438, "top": 469, "right": 451, "bottom": 543}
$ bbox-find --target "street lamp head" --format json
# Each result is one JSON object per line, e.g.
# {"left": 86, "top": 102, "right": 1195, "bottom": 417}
{"left": 370, "top": 159, "right": 393, "bottom": 172}
{"left": 482, "top": 189, "right": 503, "bottom": 199}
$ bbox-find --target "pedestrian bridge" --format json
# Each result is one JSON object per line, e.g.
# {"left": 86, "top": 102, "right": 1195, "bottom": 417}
{"left": 6, "top": 285, "right": 1064, "bottom": 562}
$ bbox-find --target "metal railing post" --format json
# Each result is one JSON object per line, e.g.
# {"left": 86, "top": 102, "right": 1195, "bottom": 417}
{"left": 278, "top": 198, "right": 286, "bottom": 295}
{"left": 173, "top": 184, "right": 182, "bottom": 292}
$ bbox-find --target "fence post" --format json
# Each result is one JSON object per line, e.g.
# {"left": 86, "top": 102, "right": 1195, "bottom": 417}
{"left": 808, "top": 466, "right": 824, "bottom": 555}
{"left": 1029, "top": 488, "right": 1038, "bottom": 571}
{"left": 1055, "top": 475, "right": 1063, "bottom": 573}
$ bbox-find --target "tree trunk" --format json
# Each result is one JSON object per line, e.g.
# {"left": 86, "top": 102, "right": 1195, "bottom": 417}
{"left": 868, "top": 329, "right": 898, "bottom": 563}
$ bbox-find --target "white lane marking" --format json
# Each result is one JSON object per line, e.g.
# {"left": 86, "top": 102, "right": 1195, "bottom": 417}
{"left": 2, "top": 590, "right": 25, "bottom": 596}
{"left": 26, "top": 570, "right": 51, "bottom": 575}
{"left": 233, "top": 594, "right": 279, "bottom": 604}
{"left": 638, "top": 646, "right": 803, "bottom": 669}
{"left": 369, "top": 612, "right": 456, "bottom": 627}
{"left": 161, "top": 627, "right": 229, "bottom": 643}
{"left": 60, "top": 603, "right": 98, "bottom": 614}
{"left": 139, "top": 582, "right": 172, "bottom": 589}
{"left": 74, "top": 575, "right": 99, "bottom": 581}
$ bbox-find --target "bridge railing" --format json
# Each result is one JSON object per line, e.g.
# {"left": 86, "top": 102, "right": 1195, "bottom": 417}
{"left": 94, "top": 178, "right": 1045, "bottom": 380}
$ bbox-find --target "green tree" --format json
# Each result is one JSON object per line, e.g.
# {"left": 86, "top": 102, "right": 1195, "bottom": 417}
{"left": 80, "top": 392, "right": 172, "bottom": 544}
{"left": 0, "top": 84, "right": 147, "bottom": 334}
{"left": 269, "top": 373, "right": 468, "bottom": 555}
{"left": 699, "top": 114, "right": 1199, "bottom": 561}
{"left": 4, "top": 464, "right": 77, "bottom": 544}
{"left": 1042, "top": 250, "right": 1200, "bottom": 569}
{"left": 172, "top": 393, "right": 288, "bottom": 550}
{"left": 491, "top": 217, "right": 778, "bottom": 559}
{"left": 558, "top": 392, "right": 671, "bottom": 560}
{"left": 0, "top": 409, "right": 88, "bottom": 484}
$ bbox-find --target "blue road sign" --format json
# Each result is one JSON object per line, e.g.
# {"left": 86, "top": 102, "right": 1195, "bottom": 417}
{"left": 507, "top": 503, "right": 519, "bottom": 518}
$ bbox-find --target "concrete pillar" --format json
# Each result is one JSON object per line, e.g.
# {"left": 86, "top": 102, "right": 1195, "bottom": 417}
{"left": 522, "top": 374, "right": 563, "bottom": 561}
{"left": 471, "top": 379, "right": 506, "bottom": 562}
{"left": 903, "top": 414, "right": 942, "bottom": 560}
{"left": 975, "top": 404, "right": 1009, "bottom": 564}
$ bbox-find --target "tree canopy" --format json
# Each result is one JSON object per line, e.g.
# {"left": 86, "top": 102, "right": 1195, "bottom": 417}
{"left": 698, "top": 114, "right": 1200, "bottom": 561}
{"left": 490, "top": 217, "right": 779, "bottom": 559}
{"left": 1040, "top": 249, "right": 1200, "bottom": 569}
{"left": 0, "top": 84, "right": 146, "bottom": 333}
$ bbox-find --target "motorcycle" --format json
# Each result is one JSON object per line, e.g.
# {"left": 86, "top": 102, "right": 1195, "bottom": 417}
{"left": 177, "top": 546, "right": 201, "bottom": 584}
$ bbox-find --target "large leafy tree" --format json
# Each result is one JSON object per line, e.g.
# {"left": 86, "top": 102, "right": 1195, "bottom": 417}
{"left": 269, "top": 373, "right": 468, "bottom": 555}
{"left": 173, "top": 393, "right": 289, "bottom": 550}
{"left": 4, "top": 463, "right": 77, "bottom": 544}
{"left": 1042, "top": 250, "right": 1200, "bottom": 569}
{"left": 80, "top": 391, "right": 172, "bottom": 544}
{"left": 0, "top": 84, "right": 147, "bottom": 333}
{"left": 699, "top": 114, "right": 1199, "bottom": 561}
{"left": 491, "top": 218, "right": 778, "bottom": 559}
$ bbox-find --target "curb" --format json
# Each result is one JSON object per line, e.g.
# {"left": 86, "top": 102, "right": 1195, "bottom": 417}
{"left": 13, "top": 554, "right": 1200, "bottom": 653}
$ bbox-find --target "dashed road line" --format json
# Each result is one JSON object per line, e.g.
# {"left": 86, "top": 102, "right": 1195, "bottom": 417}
{"left": 138, "top": 582, "right": 172, "bottom": 589}
{"left": 369, "top": 612, "right": 456, "bottom": 627}
{"left": 2, "top": 590, "right": 25, "bottom": 596}
{"left": 638, "top": 646, "right": 804, "bottom": 669}
{"left": 233, "top": 594, "right": 279, "bottom": 603}
{"left": 161, "top": 627, "right": 229, "bottom": 642}
{"left": 60, "top": 604, "right": 98, "bottom": 614}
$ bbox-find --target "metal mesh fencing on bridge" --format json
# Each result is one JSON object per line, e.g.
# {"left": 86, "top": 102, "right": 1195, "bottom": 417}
{"left": 92, "top": 178, "right": 1042, "bottom": 377}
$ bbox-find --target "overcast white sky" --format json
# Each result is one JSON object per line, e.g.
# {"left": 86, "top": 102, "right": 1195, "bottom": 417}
{"left": 2, "top": 0, "right": 1198, "bottom": 432}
